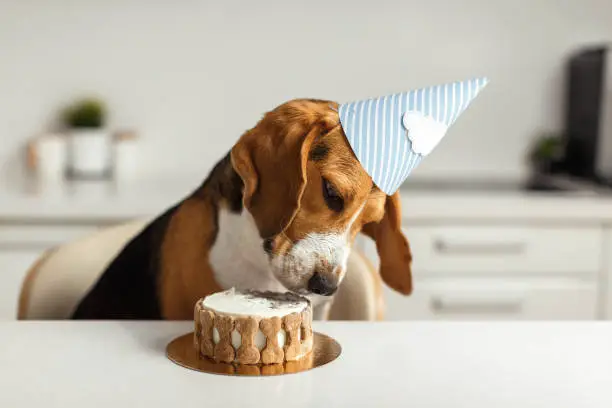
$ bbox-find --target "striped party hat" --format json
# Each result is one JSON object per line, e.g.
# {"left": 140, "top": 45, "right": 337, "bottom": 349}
{"left": 338, "top": 77, "right": 489, "bottom": 195}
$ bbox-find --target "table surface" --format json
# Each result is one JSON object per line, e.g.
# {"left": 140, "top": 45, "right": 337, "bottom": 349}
{"left": 1, "top": 321, "right": 611, "bottom": 408}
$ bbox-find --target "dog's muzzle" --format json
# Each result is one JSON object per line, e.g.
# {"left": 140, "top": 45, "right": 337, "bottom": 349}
{"left": 265, "top": 234, "right": 344, "bottom": 296}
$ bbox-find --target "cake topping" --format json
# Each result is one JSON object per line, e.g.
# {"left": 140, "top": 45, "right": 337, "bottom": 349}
{"left": 201, "top": 288, "right": 309, "bottom": 318}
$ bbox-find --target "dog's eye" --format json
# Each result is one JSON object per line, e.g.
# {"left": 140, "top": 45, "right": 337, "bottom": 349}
{"left": 322, "top": 178, "right": 344, "bottom": 212}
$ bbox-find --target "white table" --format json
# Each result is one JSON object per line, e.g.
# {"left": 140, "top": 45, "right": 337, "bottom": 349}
{"left": 1, "top": 321, "right": 611, "bottom": 408}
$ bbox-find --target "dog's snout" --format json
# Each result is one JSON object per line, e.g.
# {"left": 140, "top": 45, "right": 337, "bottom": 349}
{"left": 307, "top": 273, "right": 337, "bottom": 296}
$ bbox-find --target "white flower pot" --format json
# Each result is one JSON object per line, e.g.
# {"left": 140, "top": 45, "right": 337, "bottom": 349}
{"left": 113, "top": 138, "right": 139, "bottom": 182}
{"left": 34, "top": 134, "right": 67, "bottom": 183}
{"left": 68, "top": 129, "right": 111, "bottom": 178}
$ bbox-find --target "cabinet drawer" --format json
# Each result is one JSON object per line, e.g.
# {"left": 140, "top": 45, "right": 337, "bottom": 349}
{"left": 404, "top": 225, "right": 603, "bottom": 275}
{"left": 0, "top": 224, "right": 98, "bottom": 249}
{"left": 382, "top": 277, "right": 598, "bottom": 320}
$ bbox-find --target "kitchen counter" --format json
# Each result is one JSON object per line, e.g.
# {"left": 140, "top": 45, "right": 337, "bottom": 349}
{"left": 1, "top": 176, "right": 612, "bottom": 223}
{"left": 0, "top": 176, "right": 198, "bottom": 222}
{"left": 398, "top": 192, "right": 612, "bottom": 223}
{"left": 398, "top": 177, "right": 612, "bottom": 223}
{"left": 1, "top": 321, "right": 611, "bottom": 407}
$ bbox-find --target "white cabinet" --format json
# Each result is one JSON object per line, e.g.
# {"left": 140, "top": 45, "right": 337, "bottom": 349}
{"left": 382, "top": 278, "right": 598, "bottom": 321}
{"left": 359, "top": 222, "right": 605, "bottom": 321}
{"left": 405, "top": 225, "right": 603, "bottom": 275}
{"left": 603, "top": 229, "right": 612, "bottom": 319}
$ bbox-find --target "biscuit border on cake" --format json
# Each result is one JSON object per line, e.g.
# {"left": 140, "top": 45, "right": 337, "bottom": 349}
{"left": 193, "top": 290, "right": 314, "bottom": 365}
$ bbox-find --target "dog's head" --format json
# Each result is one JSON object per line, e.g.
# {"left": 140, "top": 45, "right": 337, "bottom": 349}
{"left": 230, "top": 99, "right": 412, "bottom": 297}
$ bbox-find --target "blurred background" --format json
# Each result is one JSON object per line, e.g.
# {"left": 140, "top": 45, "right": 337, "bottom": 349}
{"left": 1, "top": 0, "right": 612, "bottom": 321}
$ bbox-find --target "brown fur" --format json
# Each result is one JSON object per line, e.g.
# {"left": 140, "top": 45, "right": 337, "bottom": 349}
{"left": 159, "top": 196, "right": 223, "bottom": 319}
{"left": 361, "top": 192, "right": 413, "bottom": 295}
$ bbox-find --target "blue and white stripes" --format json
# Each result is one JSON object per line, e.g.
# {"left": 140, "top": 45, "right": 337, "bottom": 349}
{"left": 338, "top": 77, "right": 489, "bottom": 195}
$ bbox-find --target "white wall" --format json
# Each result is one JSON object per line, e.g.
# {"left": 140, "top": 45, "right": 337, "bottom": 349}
{"left": 1, "top": 0, "right": 611, "bottom": 185}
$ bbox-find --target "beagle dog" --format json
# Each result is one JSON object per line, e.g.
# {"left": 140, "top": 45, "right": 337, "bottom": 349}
{"left": 71, "top": 99, "right": 413, "bottom": 320}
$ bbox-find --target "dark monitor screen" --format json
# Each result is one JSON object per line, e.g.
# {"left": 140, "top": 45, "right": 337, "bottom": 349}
{"left": 562, "top": 47, "right": 607, "bottom": 179}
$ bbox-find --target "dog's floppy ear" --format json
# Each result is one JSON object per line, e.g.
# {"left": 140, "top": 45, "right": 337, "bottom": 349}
{"left": 361, "top": 192, "right": 413, "bottom": 295}
{"left": 230, "top": 122, "right": 320, "bottom": 239}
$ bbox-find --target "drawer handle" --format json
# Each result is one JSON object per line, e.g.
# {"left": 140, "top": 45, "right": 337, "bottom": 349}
{"left": 431, "top": 296, "right": 523, "bottom": 314}
{"left": 434, "top": 239, "right": 526, "bottom": 255}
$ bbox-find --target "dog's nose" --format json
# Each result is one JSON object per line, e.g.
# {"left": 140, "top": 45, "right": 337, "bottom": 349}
{"left": 307, "top": 273, "right": 337, "bottom": 296}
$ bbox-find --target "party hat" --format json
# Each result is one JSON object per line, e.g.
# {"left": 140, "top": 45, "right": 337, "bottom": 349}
{"left": 338, "top": 77, "right": 489, "bottom": 195}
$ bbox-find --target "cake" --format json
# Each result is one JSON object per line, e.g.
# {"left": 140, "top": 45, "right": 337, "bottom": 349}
{"left": 193, "top": 288, "right": 313, "bottom": 365}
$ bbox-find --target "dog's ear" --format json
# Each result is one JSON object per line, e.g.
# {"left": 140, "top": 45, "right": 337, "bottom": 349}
{"left": 230, "top": 121, "right": 320, "bottom": 239}
{"left": 361, "top": 192, "right": 413, "bottom": 295}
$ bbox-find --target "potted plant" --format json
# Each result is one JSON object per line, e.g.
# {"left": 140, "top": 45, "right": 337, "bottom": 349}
{"left": 527, "top": 132, "right": 565, "bottom": 175}
{"left": 63, "top": 98, "right": 111, "bottom": 178}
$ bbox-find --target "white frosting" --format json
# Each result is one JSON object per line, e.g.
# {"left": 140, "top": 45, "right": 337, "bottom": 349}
{"left": 201, "top": 288, "right": 308, "bottom": 318}
{"left": 231, "top": 329, "right": 242, "bottom": 350}
{"left": 277, "top": 329, "right": 287, "bottom": 348}
{"left": 212, "top": 327, "right": 220, "bottom": 344}
{"left": 213, "top": 328, "right": 287, "bottom": 350}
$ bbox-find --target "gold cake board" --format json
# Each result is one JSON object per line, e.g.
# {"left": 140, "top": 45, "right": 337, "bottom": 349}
{"left": 167, "top": 331, "right": 341, "bottom": 376}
